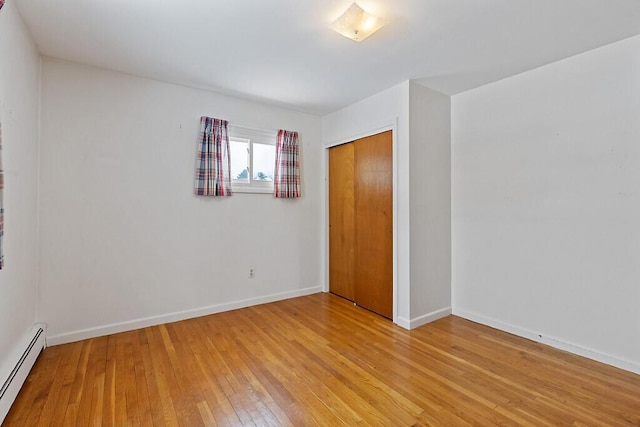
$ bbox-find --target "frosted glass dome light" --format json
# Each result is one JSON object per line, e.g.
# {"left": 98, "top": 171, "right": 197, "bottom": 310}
{"left": 330, "top": 2, "right": 384, "bottom": 42}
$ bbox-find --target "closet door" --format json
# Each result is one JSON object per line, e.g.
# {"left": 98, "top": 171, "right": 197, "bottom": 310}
{"left": 354, "top": 131, "right": 393, "bottom": 318}
{"left": 329, "top": 143, "right": 356, "bottom": 301}
{"left": 329, "top": 131, "right": 393, "bottom": 318}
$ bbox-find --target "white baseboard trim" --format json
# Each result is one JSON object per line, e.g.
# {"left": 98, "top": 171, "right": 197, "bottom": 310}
{"left": 47, "top": 286, "right": 321, "bottom": 346}
{"left": 0, "top": 324, "right": 47, "bottom": 425}
{"left": 454, "top": 309, "right": 640, "bottom": 375}
{"left": 396, "top": 307, "right": 452, "bottom": 330}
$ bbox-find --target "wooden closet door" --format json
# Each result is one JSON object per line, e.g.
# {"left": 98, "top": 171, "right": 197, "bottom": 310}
{"left": 354, "top": 131, "right": 393, "bottom": 318}
{"left": 329, "top": 143, "right": 356, "bottom": 301}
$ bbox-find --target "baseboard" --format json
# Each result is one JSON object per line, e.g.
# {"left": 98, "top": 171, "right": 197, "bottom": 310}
{"left": 0, "top": 324, "right": 47, "bottom": 425}
{"left": 47, "top": 286, "right": 321, "bottom": 346}
{"left": 396, "top": 307, "right": 452, "bottom": 330}
{"left": 396, "top": 317, "right": 411, "bottom": 329}
{"left": 454, "top": 309, "right": 640, "bottom": 375}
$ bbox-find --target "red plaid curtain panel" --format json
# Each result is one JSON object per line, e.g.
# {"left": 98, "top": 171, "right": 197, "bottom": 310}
{"left": 274, "top": 130, "right": 301, "bottom": 198}
{"left": 194, "top": 116, "right": 233, "bottom": 196}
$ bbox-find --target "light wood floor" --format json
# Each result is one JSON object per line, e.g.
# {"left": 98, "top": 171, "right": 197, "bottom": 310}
{"left": 5, "top": 293, "right": 640, "bottom": 426}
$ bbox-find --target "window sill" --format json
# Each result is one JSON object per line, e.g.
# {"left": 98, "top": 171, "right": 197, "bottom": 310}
{"left": 232, "top": 186, "right": 274, "bottom": 194}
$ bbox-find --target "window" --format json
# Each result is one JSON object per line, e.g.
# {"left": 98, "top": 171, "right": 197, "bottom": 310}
{"left": 228, "top": 126, "right": 276, "bottom": 193}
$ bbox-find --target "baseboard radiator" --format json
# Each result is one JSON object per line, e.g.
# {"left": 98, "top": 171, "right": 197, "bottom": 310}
{"left": 0, "top": 324, "right": 46, "bottom": 424}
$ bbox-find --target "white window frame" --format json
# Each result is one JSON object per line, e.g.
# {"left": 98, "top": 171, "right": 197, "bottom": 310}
{"left": 228, "top": 125, "right": 277, "bottom": 194}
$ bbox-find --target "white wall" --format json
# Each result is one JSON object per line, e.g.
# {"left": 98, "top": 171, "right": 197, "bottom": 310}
{"left": 39, "top": 59, "right": 323, "bottom": 344}
{"left": 452, "top": 35, "right": 640, "bottom": 373}
{"left": 409, "top": 82, "right": 451, "bottom": 322}
{"left": 0, "top": 0, "right": 41, "bottom": 382}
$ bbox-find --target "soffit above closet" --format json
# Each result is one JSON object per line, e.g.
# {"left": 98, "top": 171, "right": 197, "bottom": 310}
{"left": 14, "top": 0, "right": 640, "bottom": 115}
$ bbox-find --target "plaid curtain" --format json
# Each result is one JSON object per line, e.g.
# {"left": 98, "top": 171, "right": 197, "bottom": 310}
{"left": 194, "top": 116, "right": 232, "bottom": 196}
{"left": 0, "top": 0, "right": 5, "bottom": 11}
{"left": 0, "top": 119, "right": 4, "bottom": 269}
{"left": 273, "top": 130, "right": 301, "bottom": 198}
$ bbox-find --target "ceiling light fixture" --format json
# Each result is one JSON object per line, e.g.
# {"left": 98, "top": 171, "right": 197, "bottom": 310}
{"left": 330, "top": 2, "right": 383, "bottom": 42}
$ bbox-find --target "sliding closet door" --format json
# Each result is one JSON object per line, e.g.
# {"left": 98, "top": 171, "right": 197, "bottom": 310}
{"left": 354, "top": 131, "right": 393, "bottom": 318}
{"left": 329, "top": 130, "right": 393, "bottom": 319}
{"left": 329, "top": 143, "right": 356, "bottom": 301}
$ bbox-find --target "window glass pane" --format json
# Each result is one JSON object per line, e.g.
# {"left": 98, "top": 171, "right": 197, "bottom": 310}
{"left": 229, "top": 139, "right": 249, "bottom": 181}
{"left": 252, "top": 143, "right": 275, "bottom": 181}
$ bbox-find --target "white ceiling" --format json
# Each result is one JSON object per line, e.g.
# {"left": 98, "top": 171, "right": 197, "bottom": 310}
{"left": 14, "top": 0, "right": 640, "bottom": 115}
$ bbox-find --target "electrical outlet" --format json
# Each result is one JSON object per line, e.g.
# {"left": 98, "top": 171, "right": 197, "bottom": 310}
{"left": 249, "top": 268, "right": 255, "bottom": 279}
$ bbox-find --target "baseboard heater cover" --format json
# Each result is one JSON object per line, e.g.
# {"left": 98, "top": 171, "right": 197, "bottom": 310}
{"left": 0, "top": 324, "right": 46, "bottom": 425}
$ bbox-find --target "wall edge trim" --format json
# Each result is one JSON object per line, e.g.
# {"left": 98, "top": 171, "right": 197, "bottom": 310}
{"left": 47, "top": 287, "right": 321, "bottom": 346}
{"left": 453, "top": 308, "right": 640, "bottom": 375}
{"left": 396, "top": 306, "right": 452, "bottom": 330}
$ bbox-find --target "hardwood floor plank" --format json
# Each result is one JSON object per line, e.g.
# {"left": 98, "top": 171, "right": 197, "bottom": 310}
{"left": 158, "top": 324, "right": 204, "bottom": 427}
{"left": 103, "top": 335, "right": 116, "bottom": 427}
{"left": 264, "top": 312, "right": 419, "bottom": 425}
{"left": 70, "top": 339, "right": 94, "bottom": 407}
{"left": 224, "top": 317, "right": 337, "bottom": 426}
{"left": 62, "top": 403, "right": 77, "bottom": 426}
{"left": 231, "top": 324, "right": 365, "bottom": 425}
{"left": 44, "top": 341, "right": 83, "bottom": 427}
{"left": 196, "top": 401, "right": 218, "bottom": 427}
{"left": 15, "top": 348, "right": 62, "bottom": 426}
{"left": 5, "top": 293, "right": 640, "bottom": 426}
{"left": 137, "top": 328, "right": 168, "bottom": 427}
{"left": 131, "top": 330, "right": 154, "bottom": 427}
{"left": 121, "top": 338, "right": 139, "bottom": 426}
{"left": 144, "top": 326, "right": 180, "bottom": 427}
{"left": 76, "top": 337, "right": 107, "bottom": 426}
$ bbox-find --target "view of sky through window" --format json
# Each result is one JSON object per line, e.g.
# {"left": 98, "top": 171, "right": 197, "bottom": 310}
{"left": 252, "top": 143, "right": 274, "bottom": 181}
{"left": 229, "top": 139, "right": 275, "bottom": 183}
